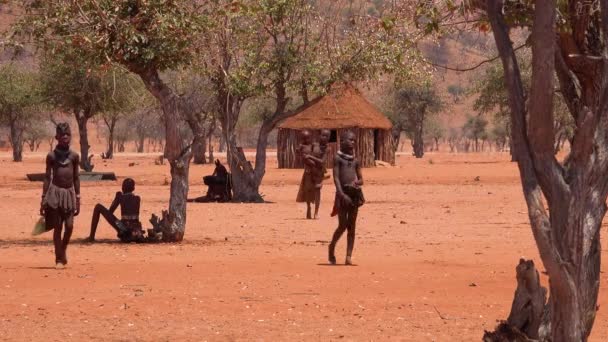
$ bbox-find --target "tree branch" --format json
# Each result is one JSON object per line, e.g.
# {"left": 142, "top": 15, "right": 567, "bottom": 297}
{"left": 486, "top": 0, "right": 560, "bottom": 277}
{"left": 424, "top": 43, "right": 527, "bottom": 72}
{"left": 527, "top": 0, "right": 567, "bottom": 205}
{"left": 555, "top": 49, "right": 581, "bottom": 123}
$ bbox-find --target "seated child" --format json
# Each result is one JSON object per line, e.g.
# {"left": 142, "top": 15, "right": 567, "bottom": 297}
{"left": 87, "top": 178, "right": 144, "bottom": 243}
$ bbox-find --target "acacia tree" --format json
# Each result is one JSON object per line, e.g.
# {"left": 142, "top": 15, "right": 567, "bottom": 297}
{"left": 0, "top": 63, "right": 43, "bottom": 162}
{"left": 422, "top": 1, "right": 608, "bottom": 339}
{"left": 204, "top": 0, "right": 423, "bottom": 201}
{"left": 424, "top": 118, "right": 445, "bottom": 151}
{"left": 99, "top": 68, "right": 145, "bottom": 159}
{"left": 15, "top": 1, "right": 204, "bottom": 241}
{"left": 391, "top": 82, "right": 442, "bottom": 158}
{"left": 128, "top": 105, "right": 163, "bottom": 153}
{"left": 164, "top": 71, "right": 217, "bottom": 165}
{"left": 38, "top": 50, "right": 109, "bottom": 171}
{"left": 473, "top": 55, "right": 575, "bottom": 157}
{"left": 447, "top": 84, "right": 465, "bottom": 103}
{"left": 462, "top": 115, "right": 488, "bottom": 152}
{"left": 24, "top": 121, "right": 54, "bottom": 152}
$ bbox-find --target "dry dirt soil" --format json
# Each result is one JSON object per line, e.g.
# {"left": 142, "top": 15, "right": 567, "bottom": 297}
{"left": 1, "top": 152, "right": 608, "bottom": 341}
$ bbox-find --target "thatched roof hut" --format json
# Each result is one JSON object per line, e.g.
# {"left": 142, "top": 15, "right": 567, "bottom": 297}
{"left": 277, "top": 85, "right": 395, "bottom": 168}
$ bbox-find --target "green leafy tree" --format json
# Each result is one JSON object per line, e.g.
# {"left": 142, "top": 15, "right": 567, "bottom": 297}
{"left": 424, "top": 118, "right": 445, "bottom": 151}
{"left": 472, "top": 53, "right": 574, "bottom": 157}
{"left": 127, "top": 106, "right": 163, "bottom": 153}
{"left": 204, "top": 0, "right": 424, "bottom": 201}
{"left": 99, "top": 68, "right": 148, "bottom": 159}
{"left": 391, "top": 82, "right": 442, "bottom": 158}
{"left": 39, "top": 50, "right": 107, "bottom": 171}
{"left": 14, "top": 0, "right": 205, "bottom": 241}
{"left": 462, "top": 115, "right": 488, "bottom": 152}
{"left": 447, "top": 126, "right": 462, "bottom": 153}
{"left": 0, "top": 63, "right": 43, "bottom": 162}
{"left": 447, "top": 84, "right": 465, "bottom": 103}
{"left": 491, "top": 119, "right": 509, "bottom": 152}
{"left": 24, "top": 120, "right": 54, "bottom": 152}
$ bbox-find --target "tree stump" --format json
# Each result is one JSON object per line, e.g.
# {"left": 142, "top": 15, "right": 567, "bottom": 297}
{"left": 148, "top": 210, "right": 184, "bottom": 242}
{"left": 483, "top": 259, "right": 548, "bottom": 341}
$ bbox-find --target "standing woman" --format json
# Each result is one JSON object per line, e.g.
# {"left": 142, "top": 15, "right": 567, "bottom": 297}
{"left": 40, "top": 123, "right": 80, "bottom": 269}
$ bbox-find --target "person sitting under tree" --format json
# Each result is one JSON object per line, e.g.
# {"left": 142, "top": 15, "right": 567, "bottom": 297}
{"left": 328, "top": 130, "right": 365, "bottom": 265}
{"left": 189, "top": 159, "right": 232, "bottom": 203}
{"left": 40, "top": 122, "right": 80, "bottom": 269}
{"left": 86, "top": 178, "right": 145, "bottom": 243}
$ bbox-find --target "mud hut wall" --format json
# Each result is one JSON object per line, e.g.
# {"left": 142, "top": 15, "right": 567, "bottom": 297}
{"left": 354, "top": 128, "right": 376, "bottom": 168}
{"left": 376, "top": 129, "right": 396, "bottom": 165}
{"left": 278, "top": 129, "right": 302, "bottom": 168}
{"left": 278, "top": 127, "right": 388, "bottom": 168}
{"left": 278, "top": 128, "right": 338, "bottom": 169}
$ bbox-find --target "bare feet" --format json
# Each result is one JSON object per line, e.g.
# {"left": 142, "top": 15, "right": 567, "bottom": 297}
{"left": 329, "top": 255, "right": 336, "bottom": 265}
{"left": 328, "top": 246, "right": 336, "bottom": 265}
{"left": 345, "top": 256, "right": 353, "bottom": 265}
{"left": 55, "top": 263, "right": 65, "bottom": 270}
{"left": 84, "top": 236, "right": 95, "bottom": 243}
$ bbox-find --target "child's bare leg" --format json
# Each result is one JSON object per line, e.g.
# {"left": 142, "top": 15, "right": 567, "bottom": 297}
{"left": 328, "top": 211, "right": 348, "bottom": 264}
{"left": 306, "top": 202, "right": 312, "bottom": 219}
{"left": 61, "top": 214, "right": 74, "bottom": 265}
{"left": 89, "top": 204, "right": 120, "bottom": 241}
{"left": 345, "top": 208, "right": 358, "bottom": 265}
{"left": 52, "top": 216, "right": 65, "bottom": 267}
{"left": 314, "top": 190, "right": 321, "bottom": 219}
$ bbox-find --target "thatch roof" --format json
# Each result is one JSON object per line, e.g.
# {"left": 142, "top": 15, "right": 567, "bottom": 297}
{"left": 279, "top": 84, "right": 393, "bottom": 130}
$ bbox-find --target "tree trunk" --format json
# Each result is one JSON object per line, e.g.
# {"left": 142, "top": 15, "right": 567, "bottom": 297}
{"left": 509, "top": 139, "right": 517, "bottom": 162}
{"left": 208, "top": 135, "right": 214, "bottom": 163}
{"left": 138, "top": 67, "right": 192, "bottom": 242}
{"left": 161, "top": 152, "right": 190, "bottom": 241}
{"left": 484, "top": 259, "right": 548, "bottom": 341}
{"left": 192, "top": 132, "right": 207, "bottom": 164}
{"left": 228, "top": 142, "right": 263, "bottom": 202}
{"left": 487, "top": 1, "right": 605, "bottom": 340}
{"left": 75, "top": 110, "right": 94, "bottom": 171}
{"left": 392, "top": 126, "right": 402, "bottom": 153}
{"left": 137, "top": 135, "right": 145, "bottom": 153}
{"left": 9, "top": 119, "right": 24, "bottom": 162}
{"left": 413, "top": 127, "right": 424, "bottom": 158}
{"left": 219, "top": 134, "right": 226, "bottom": 153}
{"left": 105, "top": 120, "right": 116, "bottom": 159}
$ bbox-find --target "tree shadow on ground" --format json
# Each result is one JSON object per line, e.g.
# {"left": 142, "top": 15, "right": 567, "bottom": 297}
{"left": 0, "top": 238, "right": 122, "bottom": 247}
{"left": 1, "top": 237, "right": 233, "bottom": 248}
{"left": 316, "top": 263, "right": 358, "bottom": 267}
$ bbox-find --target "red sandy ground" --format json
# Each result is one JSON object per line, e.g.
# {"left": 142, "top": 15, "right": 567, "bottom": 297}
{"left": 1, "top": 152, "right": 607, "bottom": 341}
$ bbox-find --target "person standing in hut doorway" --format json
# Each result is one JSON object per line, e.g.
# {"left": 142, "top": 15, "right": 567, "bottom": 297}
{"left": 296, "top": 130, "right": 316, "bottom": 219}
{"left": 328, "top": 130, "right": 364, "bottom": 265}
{"left": 40, "top": 123, "right": 80, "bottom": 269}
{"left": 306, "top": 129, "right": 331, "bottom": 219}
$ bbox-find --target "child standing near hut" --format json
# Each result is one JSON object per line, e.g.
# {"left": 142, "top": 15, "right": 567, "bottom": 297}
{"left": 40, "top": 123, "right": 80, "bottom": 269}
{"left": 328, "top": 130, "right": 364, "bottom": 265}
{"left": 306, "top": 129, "right": 331, "bottom": 219}
{"left": 296, "top": 130, "right": 317, "bottom": 219}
